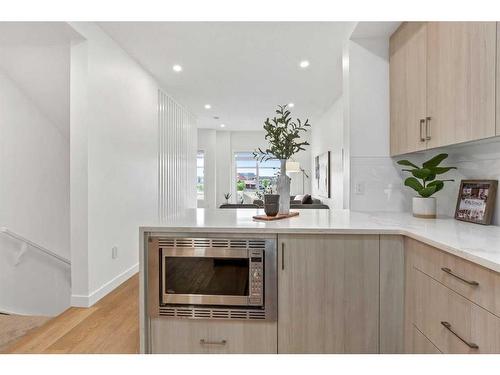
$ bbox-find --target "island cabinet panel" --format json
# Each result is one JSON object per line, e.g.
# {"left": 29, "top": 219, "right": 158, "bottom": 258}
{"left": 150, "top": 318, "right": 277, "bottom": 354}
{"left": 390, "top": 22, "right": 428, "bottom": 156}
{"left": 426, "top": 22, "right": 496, "bottom": 148}
{"left": 277, "top": 234, "right": 380, "bottom": 353}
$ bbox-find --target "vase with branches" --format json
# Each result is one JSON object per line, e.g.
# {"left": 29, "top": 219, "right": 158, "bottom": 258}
{"left": 253, "top": 104, "right": 310, "bottom": 214}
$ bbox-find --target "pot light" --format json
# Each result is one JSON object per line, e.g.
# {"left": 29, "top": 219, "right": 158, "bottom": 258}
{"left": 288, "top": 102, "right": 295, "bottom": 108}
{"left": 204, "top": 104, "right": 211, "bottom": 109}
{"left": 299, "top": 60, "right": 310, "bottom": 68}
{"left": 172, "top": 64, "right": 183, "bottom": 72}
{"left": 220, "top": 124, "right": 226, "bottom": 128}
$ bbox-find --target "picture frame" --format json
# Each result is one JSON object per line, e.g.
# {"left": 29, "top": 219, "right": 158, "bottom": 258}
{"left": 314, "top": 151, "right": 331, "bottom": 198}
{"left": 454, "top": 179, "right": 498, "bottom": 225}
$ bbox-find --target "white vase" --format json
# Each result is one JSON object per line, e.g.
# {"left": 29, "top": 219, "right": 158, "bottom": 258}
{"left": 412, "top": 197, "right": 436, "bottom": 219}
{"left": 277, "top": 159, "right": 291, "bottom": 215}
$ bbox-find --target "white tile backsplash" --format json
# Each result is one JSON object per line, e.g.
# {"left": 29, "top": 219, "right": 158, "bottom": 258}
{"left": 352, "top": 139, "right": 500, "bottom": 224}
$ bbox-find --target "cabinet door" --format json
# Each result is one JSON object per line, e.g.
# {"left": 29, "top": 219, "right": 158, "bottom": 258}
{"left": 277, "top": 234, "right": 379, "bottom": 353}
{"left": 497, "top": 23, "right": 500, "bottom": 136}
{"left": 390, "top": 22, "right": 427, "bottom": 156}
{"left": 150, "top": 318, "right": 277, "bottom": 354}
{"left": 427, "top": 22, "right": 496, "bottom": 148}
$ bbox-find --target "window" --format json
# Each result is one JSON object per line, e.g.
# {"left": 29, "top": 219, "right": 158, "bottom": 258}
{"left": 197, "top": 151, "right": 204, "bottom": 201}
{"left": 234, "top": 152, "right": 280, "bottom": 203}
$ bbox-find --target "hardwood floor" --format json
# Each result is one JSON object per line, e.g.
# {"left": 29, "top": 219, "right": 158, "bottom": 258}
{"left": 3, "top": 274, "right": 139, "bottom": 354}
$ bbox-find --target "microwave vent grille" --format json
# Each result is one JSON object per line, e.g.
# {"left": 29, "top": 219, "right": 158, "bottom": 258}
{"left": 157, "top": 237, "right": 266, "bottom": 250}
{"left": 159, "top": 306, "right": 266, "bottom": 320}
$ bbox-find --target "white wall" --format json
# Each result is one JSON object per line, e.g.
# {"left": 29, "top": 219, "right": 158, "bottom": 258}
{"left": 310, "top": 97, "right": 344, "bottom": 209}
{"left": 69, "top": 22, "right": 162, "bottom": 307}
{"left": 199, "top": 130, "right": 312, "bottom": 207}
{"left": 0, "top": 72, "right": 70, "bottom": 260}
{"left": 346, "top": 36, "right": 407, "bottom": 212}
{"left": 197, "top": 129, "right": 217, "bottom": 209}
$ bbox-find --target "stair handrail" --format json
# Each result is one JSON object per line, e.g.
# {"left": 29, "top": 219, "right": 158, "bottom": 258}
{"left": 0, "top": 227, "right": 70, "bottom": 266}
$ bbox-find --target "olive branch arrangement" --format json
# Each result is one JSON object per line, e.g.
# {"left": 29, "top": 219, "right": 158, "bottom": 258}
{"left": 253, "top": 104, "right": 310, "bottom": 161}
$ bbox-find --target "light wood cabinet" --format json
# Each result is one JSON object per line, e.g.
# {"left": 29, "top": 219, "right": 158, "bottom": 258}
{"left": 150, "top": 318, "right": 277, "bottom": 354}
{"left": 497, "top": 23, "right": 500, "bottom": 136}
{"left": 404, "top": 238, "right": 500, "bottom": 354}
{"left": 427, "top": 22, "right": 496, "bottom": 148}
{"left": 390, "top": 22, "right": 497, "bottom": 155}
{"left": 412, "top": 325, "right": 441, "bottom": 354}
{"left": 277, "top": 234, "right": 380, "bottom": 353}
{"left": 390, "top": 22, "right": 427, "bottom": 156}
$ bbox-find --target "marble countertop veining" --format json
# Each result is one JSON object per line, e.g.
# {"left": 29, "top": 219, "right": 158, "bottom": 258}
{"left": 140, "top": 208, "right": 500, "bottom": 273}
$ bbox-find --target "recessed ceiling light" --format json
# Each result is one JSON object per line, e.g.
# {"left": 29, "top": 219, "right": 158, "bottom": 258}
{"left": 220, "top": 124, "right": 226, "bottom": 128}
{"left": 288, "top": 103, "right": 295, "bottom": 108}
{"left": 204, "top": 104, "right": 211, "bottom": 109}
{"left": 299, "top": 60, "right": 310, "bottom": 68}
{"left": 172, "top": 64, "right": 183, "bottom": 72}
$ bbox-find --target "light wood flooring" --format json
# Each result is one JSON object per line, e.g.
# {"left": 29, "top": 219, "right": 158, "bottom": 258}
{"left": 2, "top": 274, "right": 139, "bottom": 354}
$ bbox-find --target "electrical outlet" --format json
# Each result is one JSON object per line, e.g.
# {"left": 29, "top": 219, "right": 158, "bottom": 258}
{"left": 354, "top": 182, "right": 365, "bottom": 195}
{"left": 112, "top": 246, "right": 118, "bottom": 259}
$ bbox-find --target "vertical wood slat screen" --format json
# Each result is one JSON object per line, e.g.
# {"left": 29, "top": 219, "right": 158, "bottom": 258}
{"left": 158, "top": 89, "right": 197, "bottom": 219}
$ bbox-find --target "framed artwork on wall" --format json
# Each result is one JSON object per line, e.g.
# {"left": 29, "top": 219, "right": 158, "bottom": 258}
{"left": 314, "top": 151, "right": 331, "bottom": 198}
{"left": 454, "top": 180, "right": 498, "bottom": 225}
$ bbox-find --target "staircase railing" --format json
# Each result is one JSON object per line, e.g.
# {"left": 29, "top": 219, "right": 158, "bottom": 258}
{"left": 0, "top": 227, "right": 70, "bottom": 266}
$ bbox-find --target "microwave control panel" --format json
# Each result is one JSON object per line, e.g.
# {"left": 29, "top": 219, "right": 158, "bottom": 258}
{"left": 249, "top": 249, "right": 264, "bottom": 305}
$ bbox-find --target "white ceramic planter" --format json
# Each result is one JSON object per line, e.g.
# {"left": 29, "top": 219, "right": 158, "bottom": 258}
{"left": 412, "top": 197, "right": 436, "bottom": 219}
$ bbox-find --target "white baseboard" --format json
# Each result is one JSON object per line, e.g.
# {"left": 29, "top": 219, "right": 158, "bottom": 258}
{"left": 71, "top": 263, "right": 138, "bottom": 307}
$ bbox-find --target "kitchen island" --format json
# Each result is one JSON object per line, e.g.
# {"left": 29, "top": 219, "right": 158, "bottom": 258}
{"left": 139, "top": 209, "right": 500, "bottom": 354}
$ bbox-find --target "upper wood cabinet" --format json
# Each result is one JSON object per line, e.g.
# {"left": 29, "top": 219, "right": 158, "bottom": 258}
{"left": 390, "top": 22, "right": 428, "bottom": 156}
{"left": 390, "top": 22, "right": 497, "bottom": 156}
{"left": 277, "top": 234, "right": 380, "bottom": 353}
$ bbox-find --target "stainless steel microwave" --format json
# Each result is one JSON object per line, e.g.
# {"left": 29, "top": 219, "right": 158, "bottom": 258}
{"left": 154, "top": 235, "right": 276, "bottom": 321}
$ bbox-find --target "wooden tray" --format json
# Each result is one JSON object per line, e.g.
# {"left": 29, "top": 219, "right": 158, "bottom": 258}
{"left": 252, "top": 211, "right": 300, "bottom": 221}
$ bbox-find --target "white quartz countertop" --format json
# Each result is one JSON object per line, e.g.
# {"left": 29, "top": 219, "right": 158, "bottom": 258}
{"left": 140, "top": 209, "right": 500, "bottom": 273}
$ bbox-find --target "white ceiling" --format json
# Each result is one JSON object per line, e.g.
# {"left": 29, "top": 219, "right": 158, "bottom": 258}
{"left": 0, "top": 23, "right": 80, "bottom": 138}
{"left": 99, "top": 22, "right": 356, "bottom": 131}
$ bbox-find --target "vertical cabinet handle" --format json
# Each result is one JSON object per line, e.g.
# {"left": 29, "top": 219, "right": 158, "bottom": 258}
{"left": 419, "top": 119, "right": 426, "bottom": 142}
{"left": 441, "top": 322, "right": 479, "bottom": 349}
{"left": 281, "top": 242, "right": 285, "bottom": 270}
{"left": 425, "top": 116, "right": 432, "bottom": 140}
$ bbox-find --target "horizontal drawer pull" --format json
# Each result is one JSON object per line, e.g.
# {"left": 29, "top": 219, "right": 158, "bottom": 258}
{"left": 441, "top": 267, "right": 479, "bottom": 286}
{"left": 200, "top": 339, "right": 227, "bottom": 346}
{"left": 441, "top": 321, "right": 479, "bottom": 349}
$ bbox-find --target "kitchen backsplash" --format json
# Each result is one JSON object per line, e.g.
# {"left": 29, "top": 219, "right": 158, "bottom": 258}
{"left": 351, "top": 138, "right": 500, "bottom": 225}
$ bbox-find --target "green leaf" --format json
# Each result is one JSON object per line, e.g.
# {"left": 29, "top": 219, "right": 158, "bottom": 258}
{"left": 427, "top": 180, "right": 444, "bottom": 193}
{"left": 423, "top": 153, "right": 448, "bottom": 168}
{"left": 429, "top": 166, "right": 457, "bottom": 175}
{"left": 419, "top": 185, "right": 438, "bottom": 198}
{"left": 404, "top": 177, "right": 424, "bottom": 193}
{"left": 411, "top": 168, "right": 433, "bottom": 180}
{"left": 397, "top": 159, "right": 419, "bottom": 169}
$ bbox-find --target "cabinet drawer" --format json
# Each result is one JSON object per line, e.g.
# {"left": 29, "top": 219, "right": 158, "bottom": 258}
{"left": 150, "top": 318, "right": 277, "bottom": 354}
{"left": 406, "top": 238, "right": 500, "bottom": 317}
{"left": 414, "top": 268, "right": 500, "bottom": 353}
{"left": 411, "top": 324, "right": 441, "bottom": 354}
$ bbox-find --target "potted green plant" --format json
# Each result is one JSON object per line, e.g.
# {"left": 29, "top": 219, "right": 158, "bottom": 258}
{"left": 397, "top": 153, "right": 456, "bottom": 218}
{"left": 254, "top": 104, "right": 310, "bottom": 214}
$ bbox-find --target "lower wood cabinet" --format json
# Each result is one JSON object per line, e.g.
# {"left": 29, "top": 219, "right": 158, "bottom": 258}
{"left": 277, "top": 234, "right": 380, "bottom": 353}
{"left": 150, "top": 318, "right": 277, "bottom": 354}
{"left": 405, "top": 238, "right": 500, "bottom": 354}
